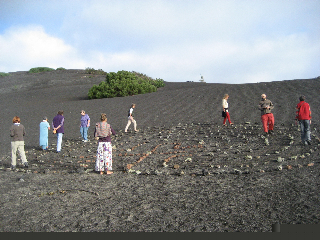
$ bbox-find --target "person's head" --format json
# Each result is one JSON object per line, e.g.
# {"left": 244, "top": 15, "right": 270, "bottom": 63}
{"left": 81, "top": 110, "right": 85, "bottom": 115}
{"left": 223, "top": 94, "right": 229, "bottom": 100}
{"left": 299, "top": 95, "right": 306, "bottom": 101}
{"left": 43, "top": 117, "right": 48, "bottom": 121}
{"left": 131, "top": 103, "right": 136, "bottom": 108}
{"left": 261, "top": 94, "right": 266, "bottom": 100}
{"left": 12, "top": 116, "right": 20, "bottom": 123}
{"left": 58, "top": 110, "right": 64, "bottom": 115}
{"left": 100, "top": 113, "right": 107, "bottom": 122}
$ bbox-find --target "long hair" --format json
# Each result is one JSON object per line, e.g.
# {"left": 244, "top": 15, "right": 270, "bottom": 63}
{"left": 223, "top": 94, "right": 229, "bottom": 100}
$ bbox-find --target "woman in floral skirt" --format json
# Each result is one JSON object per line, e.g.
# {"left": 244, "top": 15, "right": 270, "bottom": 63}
{"left": 94, "top": 113, "right": 116, "bottom": 175}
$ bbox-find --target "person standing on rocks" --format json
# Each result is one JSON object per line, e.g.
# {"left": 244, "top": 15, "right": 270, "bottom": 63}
{"left": 94, "top": 113, "right": 116, "bottom": 175}
{"left": 52, "top": 110, "right": 65, "bottom": 153}
{"left": 39, "top": 117, "right": 50, "bottom": 150}
{"left": 222, "top": 94, "right": 234, "bottom": 126}
{"left": 79, "top": 110, "right": 90, "bottom": 142}
{"left": 10, "top": 116, "right": 28, "bottom": 170}
{"left": 258, "top": 94, "right": 274, "bottom": 135}
{"left": 296, "top": 95, "right": 312, "bottom": 145}
{"left": 124, "top": 103, "right": 138, "bottom": 132}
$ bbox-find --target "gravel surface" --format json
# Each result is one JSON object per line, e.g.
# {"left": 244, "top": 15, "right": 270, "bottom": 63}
{"left": 0, "top": 70, "right": 319, "bottom": 232}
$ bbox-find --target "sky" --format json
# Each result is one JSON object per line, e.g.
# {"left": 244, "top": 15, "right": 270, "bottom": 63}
{"left": 0, "top": 0, "right": 319, "bottom": 83}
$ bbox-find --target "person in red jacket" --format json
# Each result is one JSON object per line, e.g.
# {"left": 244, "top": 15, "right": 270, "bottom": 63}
{"left": 296, "top": 95, "right": 312, "bottom": 145}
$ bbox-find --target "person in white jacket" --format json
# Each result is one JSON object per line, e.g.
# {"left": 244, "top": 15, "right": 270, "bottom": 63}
{"left": 222, "top": 94, "right": 234, "bottom": 126}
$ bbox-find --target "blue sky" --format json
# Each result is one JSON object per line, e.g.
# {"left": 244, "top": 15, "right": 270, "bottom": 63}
{"left": 0, "top": 0, "right": 319, "bottom": 83}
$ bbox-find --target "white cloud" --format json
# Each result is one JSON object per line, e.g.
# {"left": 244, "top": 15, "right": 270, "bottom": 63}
{"left": 0, "top": 25, "right": 86, "bottom": 72}
{"left": 0, "top": 0, "right": 319, "bottom": 83}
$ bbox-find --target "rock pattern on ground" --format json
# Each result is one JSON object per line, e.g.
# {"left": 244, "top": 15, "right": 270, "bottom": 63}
{"left": 1, "top": 71, "right": 320, "bottom": 232}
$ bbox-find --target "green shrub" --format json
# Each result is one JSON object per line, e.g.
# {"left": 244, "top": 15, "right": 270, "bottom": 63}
{"left": 56, "top": 67, "right": 66, "bottom": 70}
{"left": 85, "top": 67, "right": 106, "bottom": 75}
{"left": 88, "top": 70, "right": 164, "bottom": 99}
{"left": 29, "top": 67, "right": 55, "bottom": 73}
{"left": 0, "top": 72, "right": 10, "bottom": 77}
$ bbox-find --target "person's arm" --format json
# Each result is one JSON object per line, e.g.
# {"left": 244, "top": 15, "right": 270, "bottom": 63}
{"left": 87, "top": 118, "right": 90, "bottom": 127}
{"left": 10, "top": 126, "right": 14, "bottom": 137}
{"left": 111, "top": 126, "right": 116, "bottom": 135}
{"left": 269, "top": 101, "right": 274, "bottom": 110}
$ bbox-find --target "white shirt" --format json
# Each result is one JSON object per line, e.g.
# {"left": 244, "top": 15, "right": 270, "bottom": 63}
{"left": 222, "top": 99, "right": 228, "bottom": 109}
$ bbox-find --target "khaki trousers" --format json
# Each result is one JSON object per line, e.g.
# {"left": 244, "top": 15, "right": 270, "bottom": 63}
{"left": 11, "top": 141, "right": 27, "bottom": 166}
{"left": 125, "top": 118, "right": 137, "bottom": 132}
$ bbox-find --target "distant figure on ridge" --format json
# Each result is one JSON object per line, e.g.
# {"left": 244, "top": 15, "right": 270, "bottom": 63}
{"left": 124, "top": 103, "right": 138, "bottom": 132}
{"left": 39, "top": 117, "right": 50, "bottom": 150}
{"left": 296, "top": 95, "right": 312, "bottom": 145}
{"left": 258, "top": 94, "right": 274, "bottom": 135}
{"left": 10, "top": 116, "right": 28, "bottom": 170}
{"left": 94, "top": 113, "right": 116, "bottom": 175}
{"left": 52, "top": 110, "right": 65, "bottom": 153}
{"left": 222, "top": 94, "right": 234, "bottom": 126}
{"left": 79, "top": 110, "right": 90, "bottom": 142}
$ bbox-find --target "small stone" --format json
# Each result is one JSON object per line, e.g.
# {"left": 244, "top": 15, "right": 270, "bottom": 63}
{"left": 173, "top": 164, "right": 180, "bottom": 169}
{"left": 185, "top": 158, "right": 192, "bottom": 162}
{"left": 287, "top": 165, "right": 293, "bottom": 170}
{"left": 260, "top": 170, "right": 265, "bottom": 173}
{"left": 245, "top": 155, "right": 253, "bottom": 160}
{"left": 307, "top": 163, "right": 314, "bottom": 167}
{"left": 277, "top": 165, "right": 283, "bottom": 171}
{"left": 277, "top": 157, "right": 284, "bottom": 162}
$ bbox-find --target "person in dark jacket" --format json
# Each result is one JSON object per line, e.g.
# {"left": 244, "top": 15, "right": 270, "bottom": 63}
{"left": 52, "top": 110, "right": 65, "bottom": 152}
{"left": 296, "top": 95, "right": 312, "bottom": 145}
{"left": 258, "top": 94, "right": 274, "bottom": 135}
{"left": 10, "top": 116, "right": 28, "bottom": 170}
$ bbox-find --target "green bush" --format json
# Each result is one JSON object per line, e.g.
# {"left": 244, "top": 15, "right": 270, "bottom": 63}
{"left": 88, "top": 70, "right": 164, "bottom": 99}
{"left": 56, "top": 67, "right": 66, "bottom": 70}
{"left": 29, "top": 67, "right": 55, "bottom": 73}
{"left": 85, "top": 67, "right": 106, "bottom": 75}
{"left": 0, "top": 72, "right": 10, "bottom": 77}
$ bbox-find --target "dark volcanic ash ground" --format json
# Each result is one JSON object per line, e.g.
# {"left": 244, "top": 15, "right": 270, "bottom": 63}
{"left": 0, "top": 70, "right": 319, "bottom": 232}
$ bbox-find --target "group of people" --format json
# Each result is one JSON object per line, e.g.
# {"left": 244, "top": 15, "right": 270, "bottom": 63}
{"left": 9, "top": 104, "right": 138, "bottom": 174}
{"left": 222, "top": 93, "right": 312, "bottom": 145}
{"left": 10, "top": 94, "right": 313, "bottom": 174}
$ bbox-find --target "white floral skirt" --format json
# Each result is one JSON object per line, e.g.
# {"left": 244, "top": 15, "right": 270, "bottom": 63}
{"left": 95, "top": 142, "right": 112, "bottom": 172}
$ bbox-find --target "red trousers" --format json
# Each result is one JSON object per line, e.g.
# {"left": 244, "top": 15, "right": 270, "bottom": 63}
{"left": 223, "top": 112, "right": 232, "bottom": 124}
{"left": 261, "top": 113, "right": 274, "bottom": 132}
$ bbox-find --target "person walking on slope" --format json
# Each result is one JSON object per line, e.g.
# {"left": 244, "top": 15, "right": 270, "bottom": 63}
{"left": 10, "top": 116, "right": 28, "bottom": 170}
{"left": 124, "top": 103, "right": 138, "bottom": 132}
{"left": 258, "top": 94, "right": 274, "bottom": 135}
{"left": 296, "top": 95, "right": 312, "bottom": 145}
{"left": 222, "top": 94, "right": 234, "bottom": 126}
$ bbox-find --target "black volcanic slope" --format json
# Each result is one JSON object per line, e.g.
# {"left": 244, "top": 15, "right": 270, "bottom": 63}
{"left": 0, "top": 70, "right": 319, "bottom": 232}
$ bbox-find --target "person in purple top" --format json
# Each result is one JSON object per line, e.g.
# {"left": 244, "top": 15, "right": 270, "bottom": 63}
{"left": 79, "top": 110, "right": 90, "bottom": 142}
{"left": 52, "top": 110, "right": 64, "bottom": 152}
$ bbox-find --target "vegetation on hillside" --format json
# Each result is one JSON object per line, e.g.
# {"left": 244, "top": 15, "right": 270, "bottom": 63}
{"left": 88, "top": 70, "right": 165, "bottom": 99}
{"left": 29, "top": 67, "right": 55, "bottom": 73}
{"left": 0, "top": 72, "right": 10, "bottom": 77}
{"left": 85, "top": 67, "right": 106, "bottom": 75}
